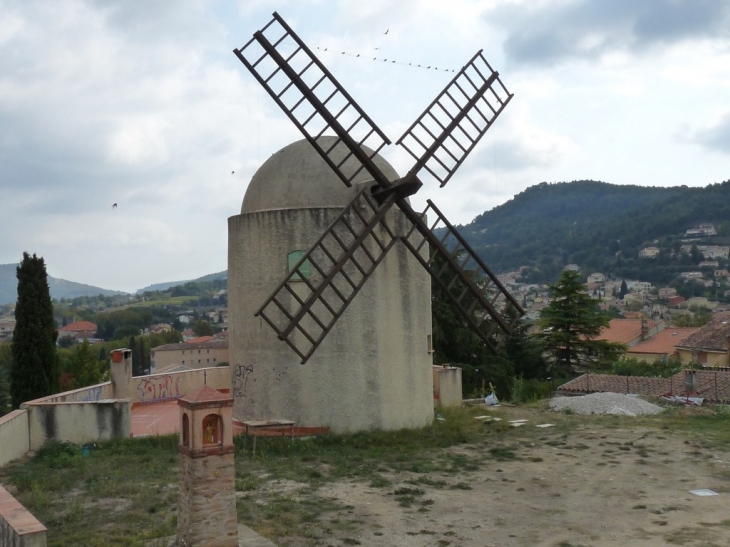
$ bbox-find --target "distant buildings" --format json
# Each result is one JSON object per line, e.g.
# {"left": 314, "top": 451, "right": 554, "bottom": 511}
{"left": 57, "top": 320, "right": 97, "bottom": 342}
{"left": 684, "top": 223, "right": 717, "bottom": 237}
{"left": 151, "top": 339, "right": 229, "bottom": 373}
{"left": 639, "top": 246, "right": 660, "bottom": 258}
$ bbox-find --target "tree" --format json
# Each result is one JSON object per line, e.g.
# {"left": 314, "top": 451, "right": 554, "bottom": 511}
{"left": 0, "top": 344, "right": 12, "bottom": 416}
{"left": 57, "top": 336, "right": 75, "bottom": 349}
{"left": 501, "top": 319, "right": 549, "bottom": 380}
{"left": 59, "top": 339, "right": 105, "bottom": 390}
{"left": 430, "top": 253, "right": 515, "bottom": 397}
{"left": 539, "top": 270, "right": 625, "bottom": 373}
{"left": 11, "top": 252, "right": 60, "bottom": 408}
{"left": 192, "top": 319, "right": 214, "bottom": 337}
{"left": 619, "top": 280, "right": 628, "bottom": 300}
{"left": 128, "top": 335, "right": 142, "bottom": 376}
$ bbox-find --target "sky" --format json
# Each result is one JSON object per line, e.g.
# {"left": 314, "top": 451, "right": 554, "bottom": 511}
{"left": 1, "top": 0, "right": 729, "bottom": 293}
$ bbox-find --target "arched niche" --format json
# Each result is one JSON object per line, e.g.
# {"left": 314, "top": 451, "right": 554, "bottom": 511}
{"left": 203, "top": 414, "right": 222, "bottom": 446}
{"left": 182, "top": 413, "right": 190, "bottom": 447}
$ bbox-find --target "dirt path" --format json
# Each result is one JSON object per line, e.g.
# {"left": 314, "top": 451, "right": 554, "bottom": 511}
{"left": 302, "top": 407, "right": 730, "bottom": 547}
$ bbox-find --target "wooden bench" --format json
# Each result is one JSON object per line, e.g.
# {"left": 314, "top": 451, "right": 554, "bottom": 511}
{"left": 241, "top": 420, "right": 296, "bottom": 454}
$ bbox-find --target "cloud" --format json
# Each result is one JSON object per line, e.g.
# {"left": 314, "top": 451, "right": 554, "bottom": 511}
{"left": 485, "top": 0, "right": 730, "bottom": 67}
{"left": 686, "top": 113, "right": 730, "bottom": 154}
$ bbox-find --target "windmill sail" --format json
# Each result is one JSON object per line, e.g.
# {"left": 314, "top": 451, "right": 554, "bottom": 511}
{"left": 255, "top": 186, "right": 399, "bottom": 363}
{"left": 237, "top": 13, "right": 524, "bottom": 363}
{"left": 396, "top": 51, "right": 512, "bottom": 188}
{"left": 399, "top": 199, "right": 524, "bottom": 352}
{"left": 234, "top": 12, "right": 392, "bottom": 190}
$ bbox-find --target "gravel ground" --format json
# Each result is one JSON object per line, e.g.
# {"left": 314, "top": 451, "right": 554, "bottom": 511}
{"left": 550, "top": 391, "right": 663, "bottom": 416}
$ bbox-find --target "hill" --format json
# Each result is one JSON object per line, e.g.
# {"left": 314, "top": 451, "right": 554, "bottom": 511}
{"left": 462, "top": 179, "right": 730, "bottom": 283}
{"left": 135, "top": 270, "right": 227, "bottom": 294}
{"left": 0, "top": 264, "right": 128, "bottom": 305}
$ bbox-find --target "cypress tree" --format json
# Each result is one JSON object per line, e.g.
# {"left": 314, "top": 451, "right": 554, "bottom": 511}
{"left": 129, "top": 335, "right": 141, "bottom": 376}
{"left": 11, "top": 252, "right": 60, "bottom": 408}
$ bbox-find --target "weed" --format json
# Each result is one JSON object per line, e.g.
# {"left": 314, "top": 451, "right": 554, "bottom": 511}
{"left": 405, "top": 476, "right": 446, "bottom": 488}
{"left": 369, "top": 475, "right": 391, "bottom": 488}
{"left": 489, "top": 447, "right": 518, "bottom": 461}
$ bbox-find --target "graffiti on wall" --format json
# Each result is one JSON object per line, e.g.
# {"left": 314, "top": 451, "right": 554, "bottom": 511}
{"left": 137, "top": 375, "right": 182, "bottom": 403}
{"left": 76, "top": 385, "right": 104, "bottom": 402}
{"left": 233, "top": 364, "right": 254, "bottom": 398}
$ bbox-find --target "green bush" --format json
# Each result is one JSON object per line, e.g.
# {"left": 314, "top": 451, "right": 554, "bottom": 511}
{"left": 510, "top": 376, "right": 554, "bottom": 403}
{"left": 611, "top": 357, "right": 682, "bottom": 378}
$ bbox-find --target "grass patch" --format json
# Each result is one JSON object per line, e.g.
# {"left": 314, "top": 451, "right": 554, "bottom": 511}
{"left": 5, "top": 404, "right": 730, "bottom": 546}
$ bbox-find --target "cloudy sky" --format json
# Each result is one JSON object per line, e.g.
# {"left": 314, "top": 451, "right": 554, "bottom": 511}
{"left": 2, "top": 0, "right": 729, "bottom": 293}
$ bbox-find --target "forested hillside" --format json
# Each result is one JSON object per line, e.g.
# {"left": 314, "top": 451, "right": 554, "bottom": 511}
{"left": 462, "top": 179, "right": 730, "bottom": 283}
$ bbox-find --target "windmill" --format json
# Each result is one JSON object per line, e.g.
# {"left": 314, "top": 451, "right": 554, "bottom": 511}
{"left": 234, "top": 12, "right": 524, "bottom": 364}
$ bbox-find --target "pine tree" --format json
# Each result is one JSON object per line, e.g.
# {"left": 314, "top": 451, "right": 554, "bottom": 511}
{"left": 11, "top": 252, "right": 60, "bottom": 408}
{"left": 539, "top": 270, "right": 625, "bottom": 372}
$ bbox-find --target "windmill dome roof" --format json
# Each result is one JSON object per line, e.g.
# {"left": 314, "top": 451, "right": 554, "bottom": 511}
{"left": 241, "top": 137, "right": 401, "bottom": 214}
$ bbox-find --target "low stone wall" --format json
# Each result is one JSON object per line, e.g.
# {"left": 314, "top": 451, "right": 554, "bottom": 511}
{"left": 25, "top": 400, "right": 131, "bottom": 451}
{"left": 0, "top": 411, "right": 30, "bottom": 468}
{"left": 128, "top": 367, "right": 231, "bottom": 405}
{"left": 23, "top": 382, "right": 113, "bottom": 404}
{"left": 0, "top": 484, "right": 47, "bottom": 547}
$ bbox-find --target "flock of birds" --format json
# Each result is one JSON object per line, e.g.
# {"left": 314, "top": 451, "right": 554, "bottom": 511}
{"left": 109, "top": 30, "right": 390, "bottom": 212}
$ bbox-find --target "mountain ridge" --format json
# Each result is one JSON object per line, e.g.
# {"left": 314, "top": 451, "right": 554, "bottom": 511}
{"left": 3, "top": 179, "right": 728, "bottom": 304}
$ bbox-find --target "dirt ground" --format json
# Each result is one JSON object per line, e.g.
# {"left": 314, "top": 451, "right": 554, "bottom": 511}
{"left": 263, "top": 406, "right": 730, "bottom": 547}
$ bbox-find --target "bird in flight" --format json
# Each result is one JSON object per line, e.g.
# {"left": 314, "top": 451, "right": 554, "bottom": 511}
{"left": 384, "top": 29, "right": 389, "bottom": 35}
{"left": 112, "top": 203, "right": 118, "bottom": 208}
{"left": 231, "top": 171, "right": 235, "bottom": 174}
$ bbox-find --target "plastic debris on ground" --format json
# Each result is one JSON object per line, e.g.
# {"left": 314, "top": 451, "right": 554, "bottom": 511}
{"left": 662, "top": 395, "right": 704, "bottom": 406}
{"left": 535, "top": 424, "right": 555, "bottom": 428}
{"left": 690, "top": 489, "right": 718, "bottom": 496}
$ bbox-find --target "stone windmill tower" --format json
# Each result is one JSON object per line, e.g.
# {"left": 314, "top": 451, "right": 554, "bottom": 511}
{"left": 228, "top": 137, "right": 433, "bottom": 433}
{"left": 228, "top": 13, "right": 523, "bottom": 433}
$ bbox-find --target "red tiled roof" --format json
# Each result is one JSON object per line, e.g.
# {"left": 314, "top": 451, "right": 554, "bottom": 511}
{"left": 185, "top": 336, "right": 214, "bottom": 344}
{"left": 59, "top": 320, "right": 97, "bottom": 332}
{"left": 558, "top": 373, "right": 676, "bottom": 397}
{"left": 675, "top": 320, "right": 730, "bottom": 353}
{"left": 151, "top": 340, "right": 228, "bottom": 351}
{"left": 629, "top": 327, "right": 699, "bottom": 355}
{"left": 668, "top": 296, "right": 686, "bottom": 306}
{"left": 558, "top": 369, "right": 730, "bottom": 402}
{"left": 179, "top": 385, "right": 233, "bottom": 404}
{"left": 596, "top": 319, "right": 659, "bottom": 345}
{"left": 692, "top": 370, "right": 730, "bottom": 400}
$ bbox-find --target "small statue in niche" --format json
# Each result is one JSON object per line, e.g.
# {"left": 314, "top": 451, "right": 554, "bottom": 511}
{"left": 204, "top": 419, "right": 216, "bottom": 444}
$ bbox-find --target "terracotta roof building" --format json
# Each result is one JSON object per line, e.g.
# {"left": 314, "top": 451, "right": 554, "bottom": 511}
{"left": 58, "top": 320, "right": 98, "bottom": 341}
{"left": 151, "top": 339, "right": 229, "bottom": 373}
{"left": 627, "top": 327, "right": 699, "bottom": 362}
{"left": 558, "top": 369, "right": 730, "bottom": 403}
{"left": 595, "top": 318, "right": 663, "bottom": 347}
{"left": 675, "top": 320, "right": 730, "bottom": 367}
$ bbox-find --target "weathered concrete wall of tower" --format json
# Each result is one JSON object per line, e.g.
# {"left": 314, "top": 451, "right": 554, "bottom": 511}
{"left": 228, "top": 205, "right": 433, "bottom": 433}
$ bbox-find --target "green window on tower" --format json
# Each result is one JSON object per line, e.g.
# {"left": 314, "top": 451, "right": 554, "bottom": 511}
{"left": 288, "top": 250, "right": 311, "bottom": 280}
